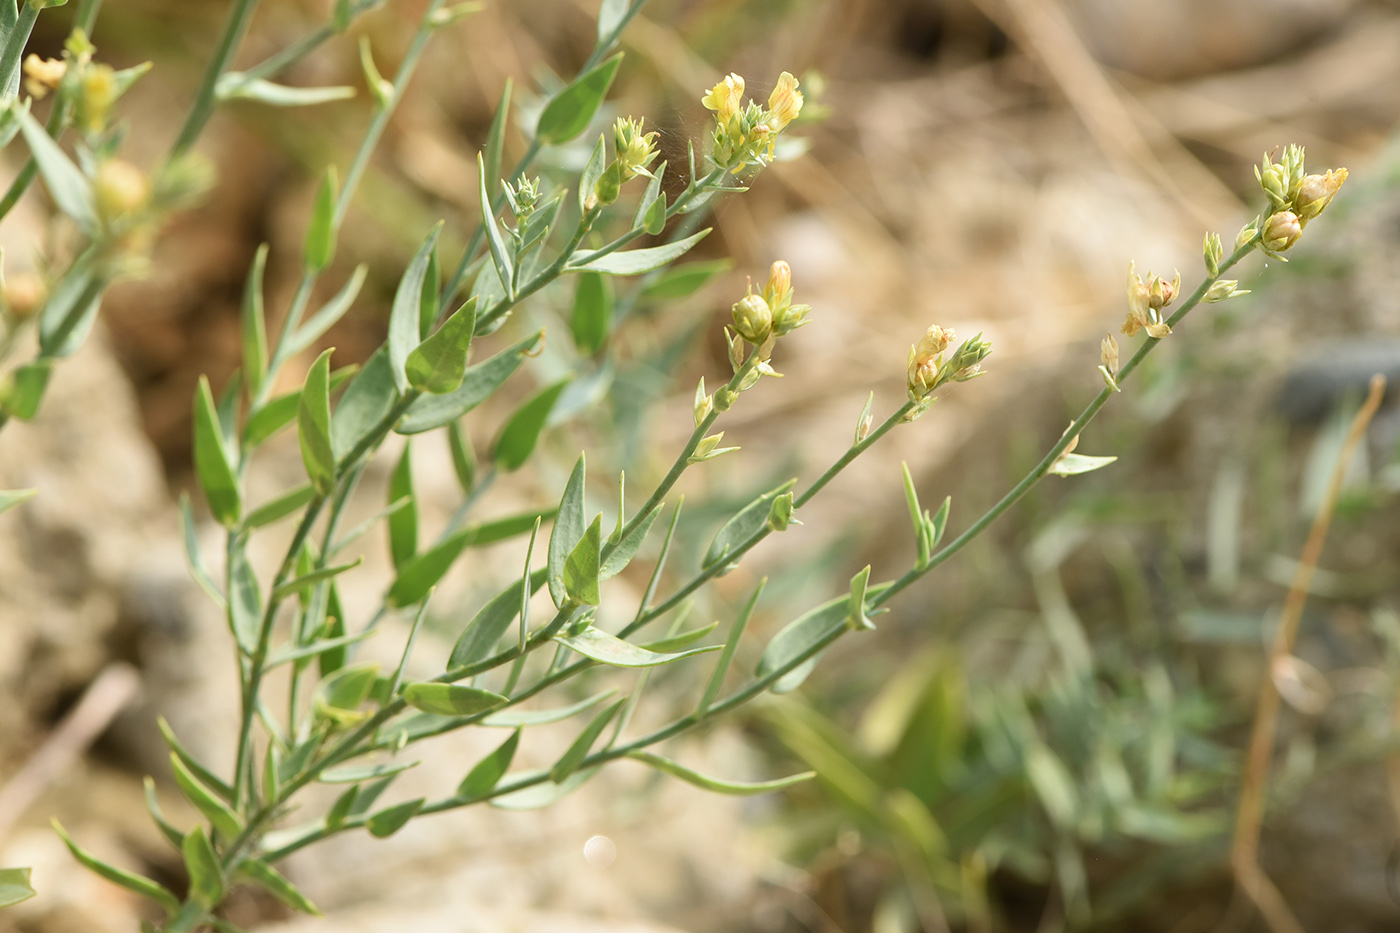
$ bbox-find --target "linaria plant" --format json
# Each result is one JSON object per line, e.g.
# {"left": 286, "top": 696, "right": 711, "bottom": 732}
{"left": 0, "top": 0, "right": 1351, "bottom": 929}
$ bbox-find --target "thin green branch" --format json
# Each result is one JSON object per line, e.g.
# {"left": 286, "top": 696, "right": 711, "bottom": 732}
{"left": 170, "top": 0, "right": 262, "bottom": 156}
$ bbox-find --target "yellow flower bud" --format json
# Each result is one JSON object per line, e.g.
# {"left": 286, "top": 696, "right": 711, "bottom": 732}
{"left": 1100, "top": 333, "right": 1118, "bottom": 375}
{"left": 764, "top": 260, "right": 792, "bottom": 306}
{"left": 1294, "top": 168, "right": 1347, "bottom": 222}
{"left": 907, "top": 325, "right": 955, "bottom": 399}
{"left": 701, "top": 74, "right": 745, "bottom": 122}
{"left": 80, "top": 63, "right": 117, "bottom": 134}
{"left": 1147, "top": 270, "right": 1179, "bottom": 311}
{"left": 1262, "top": 210, "right": 1302, "bottom": 252}
{"left": 94, "top": 159, "right": 151, "bottom": 222}
{"left": 765, "top": 72, "right": 803, "bottom": 131}
{"left": 731, "top": 291, "right": 771, "bottom": 344}
{"left": 22, "top": 55, "right": 66, "bottom": 98}
{"left": 613, "top": 116, "right": 659, "bottom": 182}
{"left": 3, "top": 272, "right": 47, "bottom": 318}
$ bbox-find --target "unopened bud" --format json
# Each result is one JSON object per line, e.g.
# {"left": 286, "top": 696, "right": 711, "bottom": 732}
{"left": 854, "top": 392, "right": 874, "bottom": 445}
{"left": 1203, "top": 231, "right": 1222, "bottom": 276}
{"left": 765, "top": 260, "right": 791, "bottom": 304}
{"left": 3, "top": 271, "right": 46, "bottom": 318}
{"left": 94, "top": 160, "right": 150, "bottom": 222}
{"left": 1100, "top": 333, "right": 1118, "bottom": 375}
{"left": 1147, "top": 271, "right": 1179, "bottom": 311}
{"left": 1235, "top": 218, "right": 1260, "bottom": 251}
{"left": 731, "top": 290, "right": 772, "bottom": 344}
{"left": 1262, "top": 210, "right": 1302, "bottom": 252}
{"left": 1295, "top": 168, "right": 1347, "bottom": 222}
{"left": 79, "top": 63, "right": 117, "bottom": 133}
{"left": 693, "top": 377, "right": 713, "bottom": 426}
{"left": 1256, "top": 159, "right": 1291, "bottom": 210}
{"left": 22, "top": 55, "right": 65, "bottom": 98}
{"left": 767, "top": 492, "right": 795, "bottom": 532}
{"left": 1203, "top": 279, "right": 1249, "bottom": 303}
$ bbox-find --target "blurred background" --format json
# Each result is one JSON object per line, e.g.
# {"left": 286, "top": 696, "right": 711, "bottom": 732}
{"left": 3, "top": 0, "right": 1400, "bottom": 930}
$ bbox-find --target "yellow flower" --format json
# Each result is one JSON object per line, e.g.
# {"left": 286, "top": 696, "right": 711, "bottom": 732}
{"left": 765, "top": 72, "right": 803, "bottom": 130}
{"left": 613, "top": 117, "right": 659, "bottom": 181}
{"left": 22, "top": 55, "right": 66, "bottom": 98}
{"left": 1121, "top": 262, "right": 1172, "bottom": 339}
{"left": 701, "top": 73, "right": 745, "bottom": 122}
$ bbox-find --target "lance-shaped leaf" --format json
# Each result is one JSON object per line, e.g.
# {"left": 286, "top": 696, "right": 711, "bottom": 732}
{"left": 303, "top": 166, "right": 338, "bottom": 272}
{"left": 182, "top": 826, "right": 225, "bottom": 909}
{"left": 756, "top": 597, "right": 848, "bottom": 695}
{"left": 217, "top": 74, "right": 356, "bottom": 107}
{"left": 562, "top": 514, "right": 603, "bottom": 605}
{"left": 847, "top": 565, "right": 875, "bottom": 631}
{"left": 633, "top": 164, "right": 664, "bottom": 231}
{"left": 555, "top": 625, "right": 721, "bottom": 668}
{"left": 397, "top": 330, "right": 541, "bottom": 434}
{"left": 0, "top": 867, "right": 35, "bottom": 907}
{"left": 641, "top": 187, "right": 666, "bottom": 235}
{"left": 241, "top": 244, "right": 270, "bottom": 398}
{"left": 386, "top": 508, "right": 554, "bottom": 608}
{"left": 570, "top": 272, "right": 610, "bottom": 355}
{"left": 492, "top": 766, "right": 599, "bottom": 810}
{"left": 235, "top": 859, "right": 321, "bottom": 916}
{"left": 477, "top": 153, "right": 514, "bottom": 300}
{"left": 1049, "top": 452, "right": 1119, "bottom": 476}
{"left": 548, "top": 454, "right": 587, "bottom": 607}
{"left": 227, "top": 541, "right": 262, "bottom": 655}
{"left": 480, "top": 690, "right": 614, "bottom": 727}
{"left": 0, "top": 359, "right": 50, "bottom": 421}
{"left": 179, "top": 494, "right": 224, "bottom": 608}
{"left": 298, "top": 349, "right": 336, "bottom": 494}
{"left": 283, "top": 265, "right": 368, "bottom": 360}
{"left": 627, "top": 751, "right": 814, "bottom": 796}
{"left": 457, "top": 728, "right": 520, "bottom": 801}
{"left": 158, "top": 718, "right": 233, "bottom": 802}
{"left": 36, "top": 255, "right": 100, "bottom": 359}
{"left": 406, "top": 297, "right": 476, "bottom": 393}
{"left": 170, "top": 753, "right": 243, "bottom": 840}
{"left": 601, "top": 506, "right": 660, "bottom": 581}
{"left": 244, "top": 365, "right": 357, "bottom": 449}
{"left": 272, "top": 558, "right": 361, "bottom": 601}
{"left": 448, "top": 568, "right": 550, "bottom": 669}
{"left": 0, "top": 487, "right": 36, "bottom": 516}
{"left": 54, "top": 820, "right": 179, "bottom": 915}
{"left": 367, "top": 798, "right": 424, "bottom": 838}
{"left": 641, "top": 621, "right": 718, "bottom": 654}
{"left": 193, "top": 375, "right": 241, "bottom": 526}
{"left": 567, "top": 229, "right": 710, "bottom": 276}
{"left": 13, "top": 104, "right": 96, "bottom": 230}
{"left": 387, "top": 442, "right": 416, "bottom": 572}
{"left": 699, "top": 578, "right": 765, "bottom": 714}
{"left": 550, "top": 698, "right": 625, "bottom": 782}
{"left": 597, "top": 0, "right": 629, "bottom": 41}
{"left": 703, "top": 479, "right": 796, "bottom": 572}
{"left": 419, "top": 247, "right": 440, "bottom": 337}
{"left": 318, "top": 759, "right": 418, "bottom": 784}
{"left": 388, "top": 223, "right": 444, "bottom": 393}
{"left": 402, "top": 682, "right": 507, "bottom": 717}
{"left": 312, "top": 662, "right": 380, "bottom": 724}
{"left": 492, "top": 379, "right": 569, "bottom": 471}
{"left": 578, "top": 132, "right": 606, "bottom": 214}
{"left": 536, "top": 55, "right": 621, "bottom": 145}
{"left": 244, "top": 483, "right": 316, "bottom": 529}
{"left": 331, "top": 348, "right": 397, "bottom": 457}
{"left": 482, "top": 79, "right": 511, "bottom": 204}
{"left": 640, "top": 258, "right": 733, "bottom": 301}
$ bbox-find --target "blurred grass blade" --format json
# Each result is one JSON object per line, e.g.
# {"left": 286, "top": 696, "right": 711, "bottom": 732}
{"left": 627, "top": 751, "right": 813, "bottom": 796}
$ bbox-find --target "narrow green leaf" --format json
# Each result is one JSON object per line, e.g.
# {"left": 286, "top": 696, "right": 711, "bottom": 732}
{"left": 326, "top": 785, "right": 357, "bottom": 828}
{"left": 419, "top": 247, "right": 440, "bottom": 338}
{"left": 492, "top": 379, "right": 569, "bottom": 471}
{"left": 0, "top": 359, "right": 50, "bottom": 420}
{"left": 550, "top": 698, "right": 625, "bottom": 782}
{"left": 13, "top": 104, "right": 96, "bottom": 229}
{"left": 557, "top": 625, "right": 721, "bottom": 668}
{"left": 157, "top": 718, "right": 233, "bottom": 803}
{"left": 178, "top": 495, "right": 225, "bottom": 609}
{"left": 482, "top": 79, "right": 511, "bottom": 208}
{"left": 578, "top": 133, "right": 606, "bottom": 214}
{"left": 406, "top": 297, "right": 476, "bottom": 394}
{"left": 193, "top": 375, "right": 241, "bottom": 526}
{"left": 397, "top": 330, "right": 541, "bottom": 434}
{"left": 266, "top": 630, "right": 373, "bottom": 669}
{"left": 448, "top": 569, "right": 549, "bottom": 669}
{"left": 640, "top": 621, "right": 718, "bottom": 654}
{"left": 597, "top": 0, "right": 629, "bottom": 42}
{"left": 481, "top": 690, "right": 614, "bottom": 727}
{"left": 388, "top": 223, "right": 444, "bottom": 393}
{"left": 570, "top": 272, "right": 610, "bottom": 355}
{"left": 169, "top": 753, "right": 243, "bottom": 840}
{"left": 698, "top": 578, "right": 765, "bottom": 714}
{"left": 548, "top": 453, "right": 587, "bottom": 608}
{"left": 402, "top": 682, "right": 507, "bottom": 717}
{"left": 639, "top": 259, "right": 733, "bottom": 300}
{"left": 627, "top": 751, "right": 814, "bottom": 796}
{"left": 303, "top": 166, "right": 338, "bottom": 272}
{"left": 388, "top": 442, "right": 417, "bottom": 572}
{"left": 929, "top": 495, "right": 950, "bottom": 548}
{"left": 491, "top": 766, "right": 599, "bottom": 810}
{"left": 901, "top": 462, "right": 928, "bottom": 568}
{"left": 642, "top": 189, "right": 666, "bottom": 235}
{"left": 318, "top": 759, "right": 417, "bottom": 784}
{"left": 367, "top": 798, "right": 424, "bottom": 838}
{"left": 142, "top": 776, "right": 185, "bottom": 849}
{"left": 320, "top": 584, "right": 348, "bottom": 677}
{"left": 0, "top": 487, "right": 35, "bottom": 516}
{"left": 330, "top": 348, "right": 397, "bottom": 458}
{"left": 182, "top": 827, "right": 225, "bottom": 909}
{"left": 447, "top": 421, "right": 475, "bottom": 492}
{"left": 244, "top": 483, "right": 316, "bottom": 529}
{"left": 53, "top": 820, "right": 179, "bottom": 915}
{"left": 36, "top": 255, "right": 99, "bottom": 358}
{"left": 1049, "top": 452, "right": 1119, "bottom": 477}
{"left": 755, "top": 597, "right": 848, "bottom": 694}
{"left": 847, "top": 565, "right": 874, "bottom": 631}
{"left": 227, "top": 542, "right": 261, "bottom": 655}
{"left": 297, "top": 349, "right": 336, "bottom": 494}
{"left": 703, "top": 479, "right": 796, "bottom": 572}
{"left": 1026, "top": 743, "right": 1079, "bottom": 829}
{"left": 241, "top": 244, "right": 269, "bottom": 398}
{"left": 477, "top": 153, "right": 514, "bottom": 298}
{"left": 562, "top": 514, "right": 602, "bottom": 605}
{"left": 215, "top": 369, "right": 242, "bottom": 446}
{"left": 386, "top": 507, "right": 555, "bottom": 608}
{"left": 218, "top": 75, "right": 356, "bottom": 107}
{"left": 284, "top": 265, "right": 369, "bottom": 360}
{"left": 632, "top": 164, "right": 664, "bottom": 231}
{"left": 313, "top": 662, "right": 380, "bottom": 722}
{"left": 272, "top": 558, "right": 361, "bottom": 601}
{"left": 0, "top": 867, "right": 35, "bottom": 907}
{"left": 535, "top": 55, "right": 622, "bottom": 145}
{"left": 568, "top": 229, "right": 709, "bottom": 276}
{"left": 235, "top": 859, "right": 321, "bottom": 916}
{"left": 600, "top": 505, "right": 659, "bottom": 580}
{"left": 457, "top": 729, "right": 519, "bottom": 801}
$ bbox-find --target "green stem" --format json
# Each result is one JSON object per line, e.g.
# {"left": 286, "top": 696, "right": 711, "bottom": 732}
{"left": 0, "top": 3, "right": 39, "bottom": 99}
{"left": 240, "top": 0, "right": 381, "bottom": 83}
{"left": 170, "top": 0, "right": 262, "bottom": 157}
{"left": 868, "top": 238, "right": 1260, "bottom": 611}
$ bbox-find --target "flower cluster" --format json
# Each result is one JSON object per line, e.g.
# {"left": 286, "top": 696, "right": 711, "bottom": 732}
{"left": 1121, "top": 263, "right": 1178, "bottom": 339}
{"left": 906, "top": 326, "right": 992, "bottom": 403}
{"left": 701, "top": 71, "right": 803, "bottom": 172}
{"left": 1254, "top": 145, "right": 1347, "bottom": 255}
{"left": 613, "top": 116, "right": 659, "bottom": 182}
{"left": 729, "top": 260, "right": 811, "bottom": 346}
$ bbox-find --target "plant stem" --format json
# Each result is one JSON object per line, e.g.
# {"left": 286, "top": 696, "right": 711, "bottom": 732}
{"left": 170, "top": 0, "right": 262, "bottom": 157}
{"left": 240, "top": 0, "right": 381, "bottom": 83}
{"left": 0, "top": 2, "right": 40, "bottom": 100}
